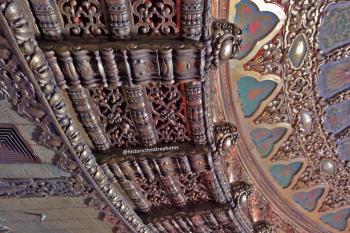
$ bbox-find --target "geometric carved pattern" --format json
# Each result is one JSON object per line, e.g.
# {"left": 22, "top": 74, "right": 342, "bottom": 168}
{"left": 0, "top": 124, "right": 40, "bottom": 164}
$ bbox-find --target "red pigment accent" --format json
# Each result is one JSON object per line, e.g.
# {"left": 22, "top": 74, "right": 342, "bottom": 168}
{"left": 261, "top": 141, "right": 270, "bottom": 150}
{"left": 247, "top": 87, "right": 266, "bottom": 100}
{"left": 243, "top": 6, "right": 251, "bottom": 14}
{"left": 74, "top": 16, "right": 80, "bottom": 24}
{"left": 249, "top": 20, "right": 261, "bottom": 33}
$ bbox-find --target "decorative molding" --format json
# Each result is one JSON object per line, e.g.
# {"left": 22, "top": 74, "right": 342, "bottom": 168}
{"left": 105, "top": 0, "right": 132, "bottom": 39}
{"left": 0, "top": 178, "right": 91, "bottom": 198}
{"left": 0, "top": 1, "right": 257, "bottom": 233}
{"left": 253, "top": 221, "right": 273, "bottom": 233}
{"left": 0, "top": 124, "right": 40, "bottom": 164}
{"left": 28, "top": 0, "right": 62, "bottom": 40}
{"left": 0, "top": 1, "right": 149, "bottom": 232}
{"left": 231, "top": 181, "right": 253, "bottom": 207}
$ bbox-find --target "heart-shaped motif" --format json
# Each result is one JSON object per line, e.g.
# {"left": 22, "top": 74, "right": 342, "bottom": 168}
{"left": 270, "top": 162, "right": 302, "bottom": 188}
{"left": 233, "top": 0, "right": 280, "bottom": 59}
{"left": 293, "top": 187, "right": 324, "bottom": 212}
{"left": 251, "top": 127, "right": 286, "bottom": 158}
{"left": 320, "top": 208, "right": 350, "bottom": 231}
{"left": 238, "top": 76, "right": 277, "bottom": 118}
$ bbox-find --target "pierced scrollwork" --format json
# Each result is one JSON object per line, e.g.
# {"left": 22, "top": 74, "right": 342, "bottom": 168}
{"left": 210, "top": 20, "right": 242, "bottom": 69}
{"left": 57, "top": 0, "right": 108, "bottom": 36}
{"left": 146, "top": 82, "right": 190, "bottom": 143}
{"left": 89, "top": 85, "right": 139, "bottom": 148}
{"left": 135, "top": 176, "right": 173, "bottom": 209}
{"left": 178, "top": 171, "right": 213, "bottom": 204}
{"left": 132, "top": 0, "right": 177, "bottom": 35}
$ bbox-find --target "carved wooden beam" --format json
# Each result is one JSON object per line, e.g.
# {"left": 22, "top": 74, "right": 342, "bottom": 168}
{"left": 0, "top": 1, "right": 149, "bottom": 232}
{"left": 144, "top": 202, "right": 239, "bottom": 233}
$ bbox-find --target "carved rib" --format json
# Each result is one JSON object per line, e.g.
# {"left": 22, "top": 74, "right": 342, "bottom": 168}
{"left": 105, "top": 0, "right": 132, "bottom": 39}
{"left": 57, "top": 50, "right": 110, "bottom": 151}
{"left": 110, "top": 163, "right": 151, "bottom": 212}
{"left": 71, "top": 49, "right": 100, "bottom": 88}
{"left": 124, "top": 85, "right": 157, "bottom": 147}
{"left": 100, "top": 47, "right": 121, "bottom": 87}
{"left": 181, "top": 0, "right": 204, "bottom": 40}
{"left": 29, "top": 0, "right": 62, "bottom": 40}
{"left": 158, "top": 48, "right": 174, "bottom": 84}
{"left": 184, "top": 81, "right": 207, "bottom": 144}
{"left": 45, "top": 50, "right": 67, "bottom": 89}
{"left": 157, "top": 157, "right": 187, "bottom": 207}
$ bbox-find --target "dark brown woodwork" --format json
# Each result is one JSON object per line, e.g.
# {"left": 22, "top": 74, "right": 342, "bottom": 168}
{"left": 105, "top": 0, "right": 132, "bottom": 39}
{"left": 0, "top": 0, "right": 258, "bottom": 232}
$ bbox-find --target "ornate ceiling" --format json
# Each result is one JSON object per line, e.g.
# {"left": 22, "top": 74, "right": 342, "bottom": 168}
{"left": 215, "top": 0, "right": 350, "bottom": 232}
{"left": 0, "top": 0, "right": 349, "bottom": 233}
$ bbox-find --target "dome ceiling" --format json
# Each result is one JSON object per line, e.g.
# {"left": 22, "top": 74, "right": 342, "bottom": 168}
{"left": 219, "top": 0, "right": 350, "bottom": 232}
{"left": 0, "top": 0, "right": 349, "bottom": 232}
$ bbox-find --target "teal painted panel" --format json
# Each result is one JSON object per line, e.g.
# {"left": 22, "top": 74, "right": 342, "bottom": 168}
{"left": 238, "top": 76, "right": 277, "bottom": 117}
{"left": 293, "top": 187, "right": 324, "bottom": 212}
{"left": 270, "top": 162, "right": 302, "bottom": 188}
{"left": 233, "top": 0, "right": 279, "bottom": 59}
{"left": 321, "top": 208, "right": 350, "bottom": 231}
{"left": 251, "top": 127, "right": 286, "bottom": 158}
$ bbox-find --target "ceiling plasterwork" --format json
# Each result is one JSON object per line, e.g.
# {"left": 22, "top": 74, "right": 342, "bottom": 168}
{"left": 220, "top": 0, "right": 350, "bottom": 232}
